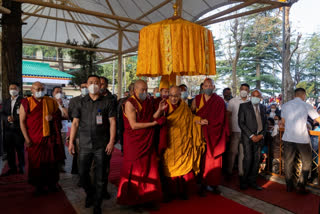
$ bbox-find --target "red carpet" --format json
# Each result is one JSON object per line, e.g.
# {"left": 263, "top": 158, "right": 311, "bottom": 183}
{"left": 109, "top": 148, "right": 260, "bottom": 214}
{"left": 222, "top": 175, "right": 320, "bottom": 214}
{"left": 0, "top": 149, "right": 76, "bottom": 214}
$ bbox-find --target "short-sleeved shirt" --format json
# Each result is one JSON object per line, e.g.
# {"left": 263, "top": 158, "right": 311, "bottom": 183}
{"left": 72, "top": 94, "right": 116, "bottom": 149}
{"left": 281, "top": 97, "right": 319, "bottom": 144}
{"left": 227, "top": 97, "right": 249, "bottom": 132}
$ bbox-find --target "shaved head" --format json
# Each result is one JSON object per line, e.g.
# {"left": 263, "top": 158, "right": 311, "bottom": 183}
{"left": 134, "top": 79, "right": 148, "bottom": 100}
{"left": 169, "top": 86, "right": 181, "bottom": 105}
{"left": 204, "top": 78, "right": 214, "bottom": 85}
{"left": 134, "top": 79, "right": 147, "bottom": 90}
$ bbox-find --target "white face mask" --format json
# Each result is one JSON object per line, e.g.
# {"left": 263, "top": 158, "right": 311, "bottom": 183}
{"left": 81, "top": 88, "right": 89, "bottom": 96}
{"left": 54, "top": 93, "right": 63, "bottom": 99}
{"left": 9, "top": 90, "right": 19, "bottom": 97}
{"left": 240, "top": 90, "right": 248, "bottom": 98}
{"left": 271, "top": 108, "right": 276, "bottom": 112}
{"left": 35, "top": 91, "right": 45, "bottom": 98}
{"left": 275, "top": 120, "right": 279, "bottom": 125}
{"left": 88, "top": 84, "right": 99, "bottom": 95}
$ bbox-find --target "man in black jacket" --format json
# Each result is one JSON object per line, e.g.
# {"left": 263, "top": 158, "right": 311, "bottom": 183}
{"left": 238, "top": 89, "right": 268, "bottom": 190}
{"left": 1, "top": 83, "right": 25, "bottom": 175}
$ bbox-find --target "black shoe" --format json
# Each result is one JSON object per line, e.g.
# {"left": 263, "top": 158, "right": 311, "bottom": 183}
{"left": 93, "top": 206, "right": 102, "bottom": 214}
{"left": 210, "top": 186, "right": 221, "bottom": 195}
{"left": 296, "top": 185, "right": 310, "bottom": 195}
{"left": 48, "top": 184, "right": 60, "bottom": 193}
{"left": 1, "top": 169, "right": 17, "bottom": 176}
{"left": 179, "top": 193, "right": 189, "bottom": 200}
{"left": 33, "top": 186, "right": 47, "bottom": 197}
{"left": 286, "top": 184, "right": 294, "bottom": 192}
{"left": 18, "top": 167, "right": 24, "bottom": 174}
{"left": 249, "top": 184, "right": 263, "bottom": 191}
{"left": 103, "top": 190, "right": 111, "bottom": 200}
{"left": 240, "top": 183, "right": 248, "bottom": 190}
{"left": 85, "top": 196, "right": 94, "bottom": 208}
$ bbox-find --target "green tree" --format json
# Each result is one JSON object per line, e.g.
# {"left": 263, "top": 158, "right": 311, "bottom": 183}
{"left": 66, "top": 39, "right": 103, "bottom": 85}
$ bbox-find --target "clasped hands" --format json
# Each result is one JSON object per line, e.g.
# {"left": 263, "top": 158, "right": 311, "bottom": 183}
{"left": 195, "top": 119, "right": 208, "bottom": 125}
{"left": 251, "top": 134, "right": 263, "bottom": 143}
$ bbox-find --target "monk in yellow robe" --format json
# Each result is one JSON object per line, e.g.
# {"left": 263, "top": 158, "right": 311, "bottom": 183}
{"left": 162, "top": 86, "right": 205, "bottom": 201}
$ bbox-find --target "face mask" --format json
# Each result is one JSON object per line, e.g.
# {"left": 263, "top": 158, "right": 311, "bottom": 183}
{"left": 225, "top": 95, "right": 232, "bottom": 101}
{"left": 240, "top": 90, "right": 248, "bottom": 98}
{"left": 251, "top": 97, "right": 261, "bottom": 105}
{"left": 204, "top": 88, "right": 214, "bottom": 96}
{"left": 35, "top": 91, "right": 45, "bottom": 99}
{"left": 100, "top": 88, "right": 106, "bottom": 94}
{"left": 139, "top": 92, "right": 147, "bottom": 101}
{"left": 81, "top": 88, "right": 89, "bottom": 96}
{"left": 54, "top": 93, "right": 63, "bottom": 99}
{"left": 155, "top": 92, "right": 161, "bottom": 98}
{"left": 181, "top": 91, "right": 188, "bottom": 99}
{"left": 9, "top": 90, "right": 18, "bottom": 97}
{"left": 271, "top": 108, "right": 276, "bottom": 112}
{"left": 274, "top": 120, "right": 279, "bottom": 125}
{"left": 88, "top": 84, "right": 99, "bottom": 95}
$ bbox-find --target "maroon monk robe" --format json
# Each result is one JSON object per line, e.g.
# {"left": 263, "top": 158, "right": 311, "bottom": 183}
{"left": 21, "top": 97, "right": 65, "bottom": 187}
{"left": 195, "top": 93, "right": 229, "bottom": 186}
{"left": 117, "top": 95, "right": 162, "bottom": 205}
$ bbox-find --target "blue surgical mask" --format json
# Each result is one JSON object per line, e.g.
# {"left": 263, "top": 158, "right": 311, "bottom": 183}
{"left": 251, "top": 97, "right": 261, "bottom": 105}
{"left": 181, "top": 91, "right": 188, "bottom": 99}
{"left": 139, "top": 92, "right": 147, "bottom": 101}
{"left": 204, "top": 88, "right": 214, "bottom": 96}
{"left": 155, "top": 92, "right": 161, "bottom": 98}
{"left": 35, "top": 91, "right": 45, "bottom": 98}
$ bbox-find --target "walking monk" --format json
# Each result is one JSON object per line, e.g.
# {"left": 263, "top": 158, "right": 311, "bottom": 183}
{"left": 191, "top": 78, "right": 229, "bottom": 196}
{"left": 20, "top": 81, "right": 65, "bottom": 194}
{"left": 161, "top": 86, "right": 205, "bottom": 201}
{"left": 117, "top": 80, "right": 167, "bottom": 207}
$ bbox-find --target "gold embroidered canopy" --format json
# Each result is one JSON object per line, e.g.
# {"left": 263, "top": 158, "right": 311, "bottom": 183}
{"left": 136, "top": 17, "right": 216, "bottom": 80}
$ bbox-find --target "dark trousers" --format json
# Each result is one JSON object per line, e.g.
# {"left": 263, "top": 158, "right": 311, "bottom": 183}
{"left": 103, "top": 153, "right": 112, "bottom": 191}
{"left": 79, "top": 147, "right": 109, "bottom": 208}
{"left": 283, "top": 141, "right": 312, "bottom": 187}
{"left": 240, "top": 138, "right": 262, "bottom": 185}
{"left": 5, "top": 129, "right": 25, "bottom": 171}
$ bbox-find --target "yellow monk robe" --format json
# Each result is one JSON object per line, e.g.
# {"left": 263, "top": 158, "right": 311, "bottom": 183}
{"left": 163, "top": 100, "right": 205, "bottom": 178}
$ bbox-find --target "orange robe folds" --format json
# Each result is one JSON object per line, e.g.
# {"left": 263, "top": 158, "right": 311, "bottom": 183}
{"left": 117, "top": 95, "right": 162, "bottom": 205}
{"left": 21, "top": 96, "right": 64, "bottom": 187}
{"left": 195, "top": 93, "right": 229, "bottom": 186}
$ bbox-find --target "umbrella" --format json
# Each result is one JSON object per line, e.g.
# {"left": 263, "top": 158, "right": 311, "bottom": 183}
{"left": 136, "top": 8, "right": 216, "bottom": 83}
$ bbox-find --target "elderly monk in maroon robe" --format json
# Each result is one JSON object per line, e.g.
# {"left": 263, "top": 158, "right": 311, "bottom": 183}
{"left": 191, "top": 78, "right": 229, "bottom": 196}
{"left": 117, "top": 80, "right": 167, "bottom": 206}
{"left": 20, "top": 82, "right": 64, "bottom": 194}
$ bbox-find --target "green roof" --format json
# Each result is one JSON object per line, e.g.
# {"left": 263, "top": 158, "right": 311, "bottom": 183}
{"left": 22, "top": 61, "right": 73, "bottom": 79}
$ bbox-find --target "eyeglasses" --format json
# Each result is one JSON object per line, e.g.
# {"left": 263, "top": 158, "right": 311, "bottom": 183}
{"left": 169, "top": 95, "right": 180, "bottom": 98}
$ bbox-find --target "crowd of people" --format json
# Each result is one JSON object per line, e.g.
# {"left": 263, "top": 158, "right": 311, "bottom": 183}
{"left": 1, "top": 75, "right": 320, "bottom": 214}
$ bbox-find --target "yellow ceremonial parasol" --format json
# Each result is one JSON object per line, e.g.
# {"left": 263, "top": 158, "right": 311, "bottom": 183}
{"left": 136, "top": 3, "right": 216, "bottom": 86}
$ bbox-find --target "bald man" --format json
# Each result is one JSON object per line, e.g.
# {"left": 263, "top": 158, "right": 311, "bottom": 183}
{"left": 117, "top": 80, "right": 167, "bottom": 206}
{"left": 20, "top": 82, "right": 64, "bottom": 195}
{"left": 192, "top": 78, "right": 229, "bottom": 196}
{"left": 161, "top": 86, "right": 205, "bottom": 201}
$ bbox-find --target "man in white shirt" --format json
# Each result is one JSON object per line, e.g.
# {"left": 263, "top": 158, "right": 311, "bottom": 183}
{"left": 281, "top": 88, "right": 320, "bottom": 194}
{"left": 226, "top": 83, "right": 250, "bottom": 177}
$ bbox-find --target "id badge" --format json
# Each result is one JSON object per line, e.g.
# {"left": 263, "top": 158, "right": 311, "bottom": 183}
{"left": 96, "top": 115, "right": 103, "bottom": 125}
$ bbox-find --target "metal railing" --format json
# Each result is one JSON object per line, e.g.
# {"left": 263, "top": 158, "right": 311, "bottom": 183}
{"left": 264, "top": 128, "right": 320, "bottom": 188}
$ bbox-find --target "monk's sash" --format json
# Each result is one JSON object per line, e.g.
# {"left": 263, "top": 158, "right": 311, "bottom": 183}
{"left": 164, "top": 100, "right": 205, "bottom": 177}
{"left": 195, "top": 93, "right": 229, "bottom": 158}
{"left": 27, "top": 96, "right": 59, "bottom": 137}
